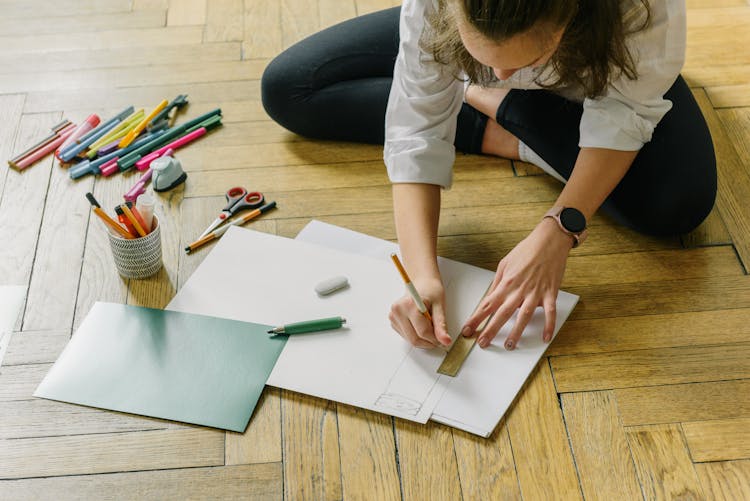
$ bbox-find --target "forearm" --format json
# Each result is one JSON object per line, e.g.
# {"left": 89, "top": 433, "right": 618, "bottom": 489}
{"left": 554, "top": 147, "right": 639, "bottom": 220}
{"left": 392, "top": 183, "right": 442, "bottom": 281}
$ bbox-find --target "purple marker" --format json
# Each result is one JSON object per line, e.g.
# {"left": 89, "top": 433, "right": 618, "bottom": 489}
{"left": 97, "top": 140, "right": 121, "bottom": 157}
{"left": 123, "top": 168, "right": 153, "bottom": 203}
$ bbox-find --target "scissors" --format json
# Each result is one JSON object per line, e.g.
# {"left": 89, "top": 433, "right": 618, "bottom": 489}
{"left": 198, "top": 187, "right": 265, "bottom": 239}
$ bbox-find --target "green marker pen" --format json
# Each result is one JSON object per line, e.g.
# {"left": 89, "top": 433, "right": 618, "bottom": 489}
{"left": 267, "top": 316, "right": 346, "bottom": 335}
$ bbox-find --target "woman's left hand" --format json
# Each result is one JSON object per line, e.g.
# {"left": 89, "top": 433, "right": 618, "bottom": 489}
{"left": 461, "top": 217, "right": 573, "bottom": 350}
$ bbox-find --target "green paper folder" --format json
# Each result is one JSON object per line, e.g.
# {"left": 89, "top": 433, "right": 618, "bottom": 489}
{"left": 34, "top": 302, "right": 286, "bottom": 432}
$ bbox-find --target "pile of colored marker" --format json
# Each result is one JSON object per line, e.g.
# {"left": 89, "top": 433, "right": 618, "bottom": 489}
{"left": 7, "top": 94, "right": 223, "bottom": 179}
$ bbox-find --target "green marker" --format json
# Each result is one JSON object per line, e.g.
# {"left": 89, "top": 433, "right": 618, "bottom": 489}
{"left": 116, "top": 108, "right": 222, "bottom": 171}
{"left": 267, "top": 316, "right": 346, "bottom": 335}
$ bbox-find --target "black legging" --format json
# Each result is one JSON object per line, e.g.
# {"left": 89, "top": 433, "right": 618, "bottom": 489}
{"left": 261, "top": 7, "right": 717, "bottom": 236}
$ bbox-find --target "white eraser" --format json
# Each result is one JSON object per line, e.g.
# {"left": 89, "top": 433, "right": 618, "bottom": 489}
{"left": 315, "top": 276, "right": 349, "bottom": 296}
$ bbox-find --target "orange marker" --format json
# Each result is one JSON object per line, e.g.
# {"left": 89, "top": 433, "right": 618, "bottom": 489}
{"left": 125, "top": 202, "right": 150, "bottom": 235}
{"left": 119, "top": 203, "right": 146, "bottom": 237}
{"left": 115, "top": 206, "right": 137, "bottom": 236}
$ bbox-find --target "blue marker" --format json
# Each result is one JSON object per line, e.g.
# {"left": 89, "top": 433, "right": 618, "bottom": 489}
{"left": 59, "top": 120, "right": 120, "bottom": 162}
{"left": 74, "top": 106, "right": 134, "bottom": 145}
{"left": 59, "top": 106, "right": 134, "bottom": 162}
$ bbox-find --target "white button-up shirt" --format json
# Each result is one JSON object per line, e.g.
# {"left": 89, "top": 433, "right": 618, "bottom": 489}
{"left": 384, "top": 0, "right": 687, "bottom": 188}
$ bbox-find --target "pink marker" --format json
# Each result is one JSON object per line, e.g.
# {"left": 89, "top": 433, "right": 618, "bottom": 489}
{"left": 134, "top": 127, "right": 207, "bottom": 171}
{"left": 55, "top": 114, "right": 100, "bottom": 160}
{"left": 124, "top": 167, "right": 154, "bottom": 203}
{"left": 99, "top": 157, "right": 120, "bottom": 177}
{"left": 15, "top": 125, "right": 77, "bottom": 170}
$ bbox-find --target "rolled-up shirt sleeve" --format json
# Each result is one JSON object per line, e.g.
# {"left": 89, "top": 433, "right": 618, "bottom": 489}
{"left": 579, "top": 0, "right": 686, "bottom": 151}
{"left": 384, "top": 0, "right": 465, "bottom": 188}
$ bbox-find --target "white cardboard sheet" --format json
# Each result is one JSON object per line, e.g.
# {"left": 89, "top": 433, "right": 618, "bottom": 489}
{"left": 169, "top": 221, "right": 578, "bottom": 436}
{"left": 167, "top": 227, "right": 485, "bottom": 423}
{"left": 296, "top": 221, "right": 578, "bottom": 437}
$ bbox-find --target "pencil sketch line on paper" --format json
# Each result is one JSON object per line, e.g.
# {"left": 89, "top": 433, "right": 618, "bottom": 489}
{"left": 371, "top": 344, "right": 444, "bottom": 417}
{"left": 372, "top": 347, "right": 417, "bottom": 413}
{"left": 374, "top": 393, "right": 422, "bottom": 415}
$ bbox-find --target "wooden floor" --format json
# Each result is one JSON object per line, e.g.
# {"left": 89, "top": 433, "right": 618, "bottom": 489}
{"left": 1, "top": 0, "right": 749, "bottom": 499}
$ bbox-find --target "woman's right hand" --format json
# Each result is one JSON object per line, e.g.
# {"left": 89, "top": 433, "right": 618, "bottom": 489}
{"left": 388, "top": 277, "right": 452, "bottom": 349}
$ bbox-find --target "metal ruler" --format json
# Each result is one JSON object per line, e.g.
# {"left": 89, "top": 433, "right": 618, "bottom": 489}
{"left": 437, "top": 288, "right": 493, "bottom": 376}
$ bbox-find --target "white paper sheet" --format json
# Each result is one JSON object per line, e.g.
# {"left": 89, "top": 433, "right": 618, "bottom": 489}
{"left": 0, "top": 285, "right": 26, "bottom": 367}
{"left": 167, "top": 227, "right": 489, "bottom": 423}
{"left": 296, "top": 221, "right": 579, "bottom": 437}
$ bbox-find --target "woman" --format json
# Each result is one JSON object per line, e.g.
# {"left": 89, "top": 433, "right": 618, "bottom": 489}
{"left": 262, "top": 0, "right": 716, "bottom": 351}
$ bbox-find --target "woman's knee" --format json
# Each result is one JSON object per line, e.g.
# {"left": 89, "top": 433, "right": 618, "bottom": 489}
{"left": 261, "top": 53, "right": 307, "bottom": 135}
{"left": 607, "top": 160, "right": 717, "bottom": 236}
{"left": 642, "top": 189, "right": 716, "bottom": 236}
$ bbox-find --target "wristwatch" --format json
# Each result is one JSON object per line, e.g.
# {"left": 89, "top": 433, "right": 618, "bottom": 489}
{"left": 543, "top": 206, "right": 588, "bottom": 248}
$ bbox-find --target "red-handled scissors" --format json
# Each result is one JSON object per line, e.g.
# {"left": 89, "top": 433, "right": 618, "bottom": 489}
{"left": 197, "top": 187, "right": 265, "bottom": 239}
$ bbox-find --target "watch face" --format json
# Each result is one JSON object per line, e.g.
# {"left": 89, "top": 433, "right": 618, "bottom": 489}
{"left": 560, "top": 208, "right": 586, "bottom": 233}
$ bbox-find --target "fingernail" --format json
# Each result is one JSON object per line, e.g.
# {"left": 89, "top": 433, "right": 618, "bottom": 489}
{"left": 461, "top": 325, "right": 472, "bottom": 337}
{"left": 505, "top": 339, "right": 515, "bottom": 351}
{"left": 477, "top": 336, "right": 486, "bottom": 348}
{"left": 543, "top": 333, "right": 551, "bottom": 343}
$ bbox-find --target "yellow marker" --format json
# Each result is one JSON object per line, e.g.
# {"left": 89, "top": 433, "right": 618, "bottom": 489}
{"left": 91, "top": 110, "right": 143, "bottom": 147}
{"left": 88, "top": 110, "right": 145, "bottom": 152}
{"left": 118, "top": 100, "right": 168, "bottom": 148}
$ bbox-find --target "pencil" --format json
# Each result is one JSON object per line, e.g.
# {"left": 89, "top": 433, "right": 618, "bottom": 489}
{"left": 85, "top": 193, "right": 134, "bottom": 239}
{"left": 120, "top": 203, "right": 146, "bottom": 237}
{"left": 390, "top": 253, "right": 432, "bottom": 322}
{"left": 94, "top": 207, "right": 134, "bottom": 239}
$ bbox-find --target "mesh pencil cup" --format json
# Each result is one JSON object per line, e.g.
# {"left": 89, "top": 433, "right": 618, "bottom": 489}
{"left": 107, "top": 216, "right": 162, "bottom": 279}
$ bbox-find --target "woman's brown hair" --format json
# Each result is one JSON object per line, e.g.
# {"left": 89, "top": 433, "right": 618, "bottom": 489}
{"left": 424, "top": 0, "right": 651, "bottom": 98}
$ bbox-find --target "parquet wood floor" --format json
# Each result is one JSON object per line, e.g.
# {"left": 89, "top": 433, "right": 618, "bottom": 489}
{"left": 1, "top": 1, "right": 748, "bottom": 499}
